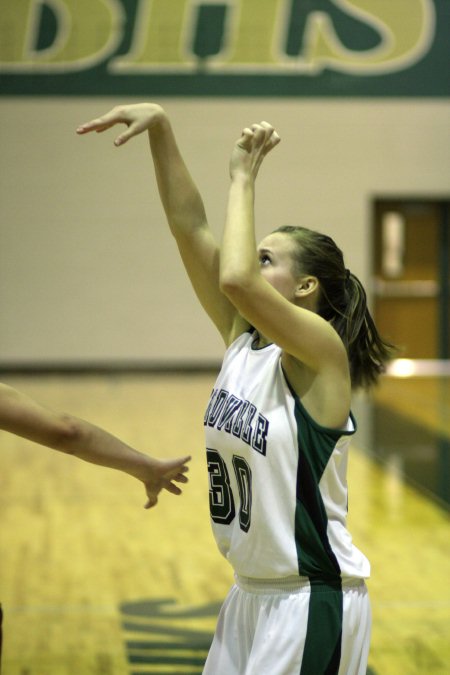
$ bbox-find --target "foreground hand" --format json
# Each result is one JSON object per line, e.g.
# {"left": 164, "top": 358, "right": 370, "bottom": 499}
{"left": 143, "top": 454, "right": 191, "bottom": 509}
{"left": 230, "top": 121, "right": 280, "bottom": 181}
{"left": 76, "top": 103, "right": 165, "bottom": 146}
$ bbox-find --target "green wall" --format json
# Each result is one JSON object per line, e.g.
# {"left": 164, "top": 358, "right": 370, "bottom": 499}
{"left": 1, "top": 0, "right": 448, "bottom": 96}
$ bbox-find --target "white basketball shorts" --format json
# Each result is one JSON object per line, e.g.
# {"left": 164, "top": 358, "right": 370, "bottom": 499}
{"left": 203, "top": 575, "right": 371, "bottom": 675}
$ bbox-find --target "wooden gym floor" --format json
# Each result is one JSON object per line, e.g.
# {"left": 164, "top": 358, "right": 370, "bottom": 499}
{"left": 0, "top": 370, "right": 449, "bottom": 675}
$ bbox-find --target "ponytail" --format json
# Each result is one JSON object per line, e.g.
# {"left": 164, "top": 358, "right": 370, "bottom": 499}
{"left": 329, "top": 272, "right": 395, "bottom": 389}
{"left": 274, "top": 225, "right": 396, "bottom": 389}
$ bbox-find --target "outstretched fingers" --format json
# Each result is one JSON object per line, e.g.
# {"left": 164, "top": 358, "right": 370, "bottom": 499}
{"left": 142, "top": 454, "right": 191, "bottom": 509}
{"left": 76, "top": 104, "right": 156, "bottom": 146}
{"left": 111, "top": 122, "right": 142, "bottom": 147}
{"left": 163, "top": 481, "right": 184, "bottom": 496}
{"left": 159, "top": 456, "right": 191, "bottom": 493}
{"left": 165, "top": 455, "right": 191, "bottom": 478}
{"left": 76, "top": 108, "right": 124, "bottom": 135}
{"left": 144, "top": 477, "right": 184, "bottom": 509}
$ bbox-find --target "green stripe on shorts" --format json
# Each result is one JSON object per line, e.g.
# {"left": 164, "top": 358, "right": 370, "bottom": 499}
{"left": 300, "top": 581, "right": 343, "bottom": 675}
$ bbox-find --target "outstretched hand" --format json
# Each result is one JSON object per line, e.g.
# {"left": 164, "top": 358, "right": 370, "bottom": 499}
{"left": 142, "top": 454, "right": 191, "bottom": 509}
{"left": 230, "top": 121, "right": 280, "bottom": 181}
{"left": 76, "top": 103, "right": 165, "bottom": 147}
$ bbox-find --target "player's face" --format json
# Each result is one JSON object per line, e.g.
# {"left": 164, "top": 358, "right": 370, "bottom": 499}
{"left": 257, "top": 232, "right": 300, "bottom": 301}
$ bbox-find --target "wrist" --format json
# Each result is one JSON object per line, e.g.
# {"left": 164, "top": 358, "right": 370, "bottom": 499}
{"left": 148, "top": 105, "right": 169, "bottom": 133}
{"left": 230, "top": 172, "right": 254, "bottom": 188}
{"left": 123, "top": 452, "right": 154, "bottom": 481}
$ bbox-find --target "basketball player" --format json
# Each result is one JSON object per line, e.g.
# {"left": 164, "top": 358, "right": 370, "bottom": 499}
{"left": 77, "top": 104, "right": 394, "bottom": 674}
{"left": 0, "top": 382, "right": 190, "bottom": 509}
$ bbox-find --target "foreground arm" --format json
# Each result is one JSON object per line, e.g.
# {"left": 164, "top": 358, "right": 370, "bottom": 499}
{"left": 77, "top": 104, "right": 247, "bottom": 344}
{"left": 220, "top": 123, "right": 348, "bottom": 374}
{"left": 0, "top": 383, "right": 190, "bottom": 508}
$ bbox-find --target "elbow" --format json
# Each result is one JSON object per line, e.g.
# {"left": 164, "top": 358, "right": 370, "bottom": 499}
{"left": 51, "top": 415, "right": 83, "bottom": 454}
{"left": 219, "top": 271, "right": 254, "bottom": 301}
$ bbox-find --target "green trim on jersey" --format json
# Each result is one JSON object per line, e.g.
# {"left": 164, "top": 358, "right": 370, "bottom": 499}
{"left": 289, "top": 387, "right": 355, "bottom": 581}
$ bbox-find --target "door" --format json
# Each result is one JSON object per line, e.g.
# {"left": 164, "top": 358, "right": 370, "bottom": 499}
{"left": 373, "top": 199, "right": 449, "bottom": 359}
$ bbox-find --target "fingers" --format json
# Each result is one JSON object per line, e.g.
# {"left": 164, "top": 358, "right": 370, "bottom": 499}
{"left": 158, "top": 465, "right": 189, "bottom": 498}
{"left": 75, "top": 118, "right": 109, "bottom": 134}
{"left": 76, "top": 108, "right": 121, "bottom": 135}
{"left": 143, "top": 479, "right": 183, "bottom": 509}
{"left": 76, "top": 106, "right": 139, "bottom": 146}
{"left": 144, "top": 495, "right": 157, "bottom": 509}
{"left": 254, "top": 122, "right": 281, "bottom": 154}
{"left": 165, "top": 455, "right": 191, "bottom": 478}
{"left": 261, "top": 122, "right": 281, "bottom": 153}
{"left": 178, "top": 454, "right": 192, "bottom": 466}
{"left": 113, "top": 125, "right": 137, "bottom": 147}
{"left": 142, "top": 455, "right": 191, "bottom": 509}
{"left": 163, "top": 470, "right": 189, "bottom": 490}
{"left": 164, "top": 481, "right": 183, "bottom": 496}
{"left": 171, "top": 472, "right": 189, "bottom": 483}
{"left": 236, "top": 127, "right": 254, "bottom": 151}
{"left": 236, "top": 121, "right": 280, "bottom": 155}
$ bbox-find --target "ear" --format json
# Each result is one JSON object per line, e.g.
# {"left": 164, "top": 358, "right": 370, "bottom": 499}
{"left": 294, "top": 276, "right": 319, "bottom": 299}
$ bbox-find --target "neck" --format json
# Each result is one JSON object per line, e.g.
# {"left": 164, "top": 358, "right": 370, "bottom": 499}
{"left": 253, "top": 332, "right": 271, "bottom": 348}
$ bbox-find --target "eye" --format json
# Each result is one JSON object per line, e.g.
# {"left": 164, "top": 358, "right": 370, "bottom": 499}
{"left": 259, "top": 253, "right": 271, "bottom": 266}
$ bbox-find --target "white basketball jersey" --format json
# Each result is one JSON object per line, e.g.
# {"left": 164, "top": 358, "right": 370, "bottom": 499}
{"left": 204, "top": 330, "right": 370, "bottom": 581}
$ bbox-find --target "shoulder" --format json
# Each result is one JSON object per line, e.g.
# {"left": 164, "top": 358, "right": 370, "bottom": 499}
{"left": 282, "top": 351, "right": 352, "bottom": 430}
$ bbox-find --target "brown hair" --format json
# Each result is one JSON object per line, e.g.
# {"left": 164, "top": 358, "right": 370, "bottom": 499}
{"left": 274, "top": 225, "right": 396, "bottom": 389}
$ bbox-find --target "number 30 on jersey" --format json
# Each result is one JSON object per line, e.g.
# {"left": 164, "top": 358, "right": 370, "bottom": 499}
{"left": 207, "top": 448, "right": 252, "bottom": 533}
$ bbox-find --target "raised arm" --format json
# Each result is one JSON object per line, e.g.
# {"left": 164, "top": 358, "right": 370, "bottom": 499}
{"left": 0, "top": 383, "right": 190, "bottom": 508}
{"left": 219, "top": 124, "right": 350, "bottom": 425}
{"left": 77, "top": 104, "right": 248, "bottom": 345}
